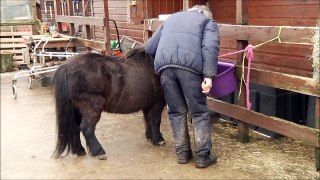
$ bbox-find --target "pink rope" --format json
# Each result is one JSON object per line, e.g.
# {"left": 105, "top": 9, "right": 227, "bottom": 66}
{"left": 218, "top": 49, "right": 247, "bottom": 58}
{"left": 244, "top": 45, "right": 254, "bottom": 110}
{"left": 217, "top": 45, "right": 255, "bottom": 110}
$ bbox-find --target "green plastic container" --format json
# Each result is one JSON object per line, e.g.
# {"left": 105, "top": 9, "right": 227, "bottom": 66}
{"left": 110, "top": 40, "right": 119, "bottom": 49}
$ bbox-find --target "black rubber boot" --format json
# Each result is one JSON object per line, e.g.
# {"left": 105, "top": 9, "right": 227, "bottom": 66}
{"left": 195, "top": 152, "right": 217, "bottom": 168}
{"left": 177, "top": 149, "right": 193, "bottom": 164}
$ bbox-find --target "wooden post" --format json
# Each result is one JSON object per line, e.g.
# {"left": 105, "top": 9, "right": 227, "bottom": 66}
{"left": 183, "top": 0, "right": 190, "bottom": 10}
{"left": 67, "top": 0, "right": 75, "bottom": 35}
{"left": 82, "top": 0, "right": 91, "bottom": 40}
{"left": 82, "top": 0, "right": 91, "bottom": 51}
{"left": 316, "top": 97, "right": 320, "bottom": 171}
{"left": 145, "top": 0, "right": 152, "bottom": 19}
{"left": 67, "top": 0, "right": 74, "bottom": 15}
{"left": 142, "top": 0, "right": 152, "bottom": 43}
{"left": 143, "top": 19, "right": 153, "bottom": 43}
{"left": 31, "top": 0, "right": 37, "bottom": 19}
{"left": 102, "top": 0, "right": 111, "bottom": 55}
{"left": 53, "top": 0, "right": 63, "bottom": 33}
{"left": 236, "top": 0, "right": 249, "bottom": 143}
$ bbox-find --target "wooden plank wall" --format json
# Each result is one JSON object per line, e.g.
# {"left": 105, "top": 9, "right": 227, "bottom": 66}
{"left": 209, "top": 0, "right": 237, "bottom": 69}
{"left": 105, "top": 0, "right": 187, "bottom": 43}
{"left": 109, "top": 0, "right": 143, "bottom": 42}
{"left": 92, "top": 0, "right": 144, "bottom": 42}
{"left": 149, "top": 0, "right": 183, "bottom": 18}
{"left": 92, "top": 0, "right": 109, "bottom": 42}
{"left": 248, "top": 0, "right": 319, "bottom": 26}
{"left": 209, "top": 0, "right": 319, "bottom": 77}
{"left": 247, "top": 0, "right": 319, "bottom": 77}
{"left": 210, "top": 0, "right": 236, "bottom": 24}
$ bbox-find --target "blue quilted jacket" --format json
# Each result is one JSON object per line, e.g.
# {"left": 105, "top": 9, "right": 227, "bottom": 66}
{"left": 146, "top": 11, "right": 220, "bottom": 77}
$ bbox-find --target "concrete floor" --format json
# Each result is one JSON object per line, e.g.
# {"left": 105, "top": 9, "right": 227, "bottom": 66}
{"left": 1, "top": 71, "right": 319, "bottom": 179}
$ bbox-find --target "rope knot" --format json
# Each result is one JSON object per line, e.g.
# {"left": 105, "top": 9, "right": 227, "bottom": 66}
{"left": 245, "top": 44, "right": 254, "bottom": 61}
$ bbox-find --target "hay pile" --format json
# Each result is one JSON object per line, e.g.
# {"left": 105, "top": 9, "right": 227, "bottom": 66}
{"left": 209, "top": 119, "right": 318, "bottom": 179}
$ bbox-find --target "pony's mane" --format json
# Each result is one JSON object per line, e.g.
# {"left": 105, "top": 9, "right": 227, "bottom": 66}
{"left": 125, "top": 47, "right": 149, "bottom": 60}
{"left": 74, "top": 47, "right": 152, "bottom": 65}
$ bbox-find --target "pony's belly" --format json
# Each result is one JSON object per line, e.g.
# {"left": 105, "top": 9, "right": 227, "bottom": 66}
{"left": 104, "top": 104, "right": 143, "bottom": 114}
{"left": 104, "top": 90, "right": 154, "bottom": 114}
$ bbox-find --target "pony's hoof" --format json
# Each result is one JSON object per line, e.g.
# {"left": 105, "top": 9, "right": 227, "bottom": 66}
{"left": 97, "top": 154, "right": 108, "bottom": 160}
{"left": 153, "top": 140, "right": 165, "bottom": 146}
{"left": 77, "top": 151, "right": 86, "bottom": 156}
{"left": 158, "top": 140, "right": 165, "bottom": 146}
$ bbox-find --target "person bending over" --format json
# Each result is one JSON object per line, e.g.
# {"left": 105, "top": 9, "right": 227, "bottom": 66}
{"left": 146, "top": 5, "right": 220, "bottom": 168}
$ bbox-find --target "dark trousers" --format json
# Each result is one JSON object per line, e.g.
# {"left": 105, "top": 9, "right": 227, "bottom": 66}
{"left": 160, "top": 68, "right": 212, "bottom": 158}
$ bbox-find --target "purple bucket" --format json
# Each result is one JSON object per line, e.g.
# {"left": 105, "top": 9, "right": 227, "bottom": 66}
{"left": 209, "top": 60, "right": 237, "bottom": 98}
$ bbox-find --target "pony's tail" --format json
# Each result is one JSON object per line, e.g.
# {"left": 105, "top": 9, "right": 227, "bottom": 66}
{"left": 51, "top": 65, "right": 78, "bottom": 158}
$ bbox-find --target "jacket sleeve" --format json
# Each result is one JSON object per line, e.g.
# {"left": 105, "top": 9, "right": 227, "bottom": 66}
{"left": 201, "top": 20, "right": 220, "bottom": 78}
{"left": 145, "top": 24, "right": 163, "bottom": 57}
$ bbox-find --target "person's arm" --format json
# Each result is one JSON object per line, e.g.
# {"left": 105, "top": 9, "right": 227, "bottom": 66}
{"left": 201, "top": 20, "right": 220, "bottom": 78}
{"left": 145, "top": 24, "right": 163, "bottom": 57}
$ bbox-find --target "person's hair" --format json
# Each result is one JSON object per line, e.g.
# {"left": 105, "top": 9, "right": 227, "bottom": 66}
{"left": 187, "top": 5, "right": 212, "bottom": 19}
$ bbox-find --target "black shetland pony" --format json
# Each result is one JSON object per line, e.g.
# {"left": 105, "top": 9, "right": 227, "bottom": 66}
{"left": 52, "top": 47, "right": 166, "bottom": 160}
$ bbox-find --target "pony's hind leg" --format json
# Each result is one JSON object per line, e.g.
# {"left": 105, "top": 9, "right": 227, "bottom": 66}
{"left": 75, "top": 94, "right": 107, "bottom": 160}
{"left": 80, "top": 118, "right": 107, "bottom": 160}
{"left": 72, "top": 109, "right": 86, "bottom": 156}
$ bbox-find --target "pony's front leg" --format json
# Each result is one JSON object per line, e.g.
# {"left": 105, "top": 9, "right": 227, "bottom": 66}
{"left": 143, "top": 101, "right": 166, "bottom": 145}
{"left": 150, "top": 115, "right": 165, "bottom": 146}
{"left": 80, "top": 117, "right": 107, "bottom": 160}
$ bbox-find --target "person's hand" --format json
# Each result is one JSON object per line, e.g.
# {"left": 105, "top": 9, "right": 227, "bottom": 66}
{"left": 201, "top": 78, "right": 212, "bottom": 93}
